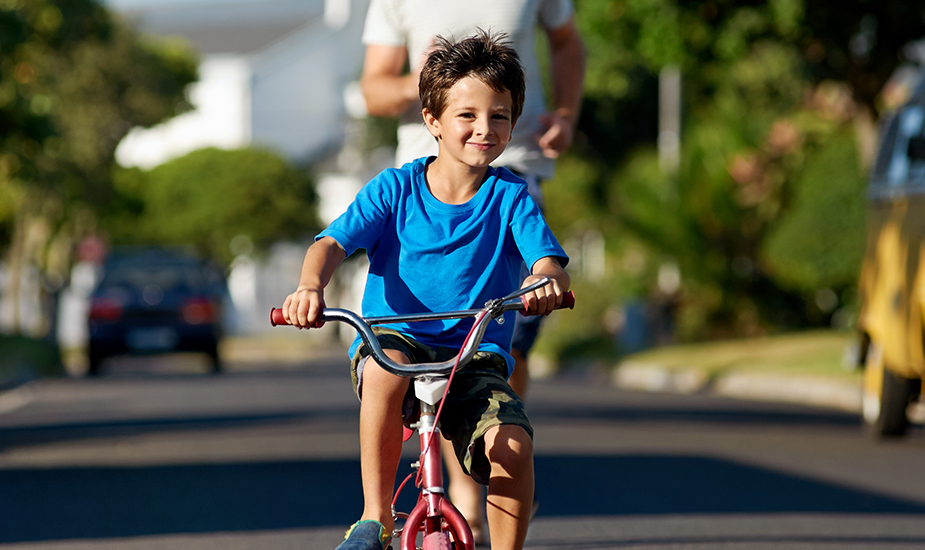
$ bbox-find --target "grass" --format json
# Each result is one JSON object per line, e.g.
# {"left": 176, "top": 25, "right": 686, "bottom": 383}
{"left": 618, "top": 329, "right": 862, "bottom": 384}
{"left": 0, "top": 334, "right": 65, "bottom": 386}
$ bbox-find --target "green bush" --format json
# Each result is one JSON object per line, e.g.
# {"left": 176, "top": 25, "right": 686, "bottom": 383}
{"left": 106, "top": 147, "right": 320, "bottom": 263}
{"left": 0, "top": 335, "right": 65, "bottom": 386}
{"left": 762, "top": 131, "right": 866, "bottom": 292}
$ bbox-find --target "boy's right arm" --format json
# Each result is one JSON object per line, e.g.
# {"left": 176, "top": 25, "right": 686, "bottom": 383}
{"left": 283, "top": 236, "right": 347, "bottom": 328}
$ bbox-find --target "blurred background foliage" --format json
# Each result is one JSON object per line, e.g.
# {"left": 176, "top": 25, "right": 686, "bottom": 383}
{"left": 1, "top": 0, "right": 198, "bottom": 332}
{"left": 106, "top": 147, "right": 320, "bottom": 265}
{"left": 0, "top": 0, "right": 318, "bottom": 336}
{"left": 1, "top": 0, "right": 925, "bottom": 361}
{"left": 535, "top": 0, "right": 925, "bottom": 363}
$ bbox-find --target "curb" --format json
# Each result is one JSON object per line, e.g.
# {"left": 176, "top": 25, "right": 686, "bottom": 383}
{"left": 614, "top": 361, "right": 862, "bottom": 414}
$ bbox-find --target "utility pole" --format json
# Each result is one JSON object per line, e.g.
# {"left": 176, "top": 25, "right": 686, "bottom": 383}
{"left": 658, "top": 66, "right": 681, "bottom": 175}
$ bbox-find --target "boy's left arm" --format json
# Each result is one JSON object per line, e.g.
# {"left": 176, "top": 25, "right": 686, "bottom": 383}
{"left": 521, "top": 256, "right": 570, "bottom": 315}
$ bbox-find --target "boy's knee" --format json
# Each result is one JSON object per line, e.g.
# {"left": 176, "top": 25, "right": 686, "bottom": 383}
{"left": 360, "top": 351, "right": 411, "bottom": 397}
{"left": 484, "top": 425, "right": 533, "bottom": 473}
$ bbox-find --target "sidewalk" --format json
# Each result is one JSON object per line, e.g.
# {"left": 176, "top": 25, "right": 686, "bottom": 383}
{"left": 613, "top": 361, "right": 863, "bottom": 413}
{"left": 2, "top": 330, "right": 868, "bottom": 416}
{"left": 607, "top": 330, "right": 865, "bottom": 414}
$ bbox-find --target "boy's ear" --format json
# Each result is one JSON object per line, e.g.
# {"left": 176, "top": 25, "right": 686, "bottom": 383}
{"left": 422, "top": 108, "right": 441, "bottom": 139}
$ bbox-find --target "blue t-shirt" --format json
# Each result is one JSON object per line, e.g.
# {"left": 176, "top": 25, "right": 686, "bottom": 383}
{"left": 318, "top": 156, "right": 568, "bottom": 374}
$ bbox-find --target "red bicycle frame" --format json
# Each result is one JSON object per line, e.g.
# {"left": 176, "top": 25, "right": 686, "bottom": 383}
{"left": 271, "top": 278, "right": 574, "bottom": 549}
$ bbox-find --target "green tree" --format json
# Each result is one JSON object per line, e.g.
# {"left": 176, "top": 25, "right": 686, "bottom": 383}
{"left": 0, "top": 0, "right": 197, "bottom": 334}
{"left": 106, "top": 147, "right": 320, "bottom": 264}
{"left": 543, "top": 0, "right": 924, "bottom": 349}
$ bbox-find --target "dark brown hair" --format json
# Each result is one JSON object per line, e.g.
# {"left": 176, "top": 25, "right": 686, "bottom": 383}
{"left": 419, "top": 29, "right": 525, "bottom": 124}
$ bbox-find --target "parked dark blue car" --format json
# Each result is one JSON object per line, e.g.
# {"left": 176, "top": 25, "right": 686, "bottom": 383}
{"left": 87, "top": 247, "right": 225, "bottom": 375}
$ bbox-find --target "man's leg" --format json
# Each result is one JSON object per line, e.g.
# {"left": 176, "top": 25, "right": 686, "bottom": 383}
{"left": 507, "top": 348, "right": 529, "bottom": 398}
{"left": 483, "top": 424, "right": 534, "bottom": 550}
{"left": 441, "top": 438, "right": 485, "bottom": 540}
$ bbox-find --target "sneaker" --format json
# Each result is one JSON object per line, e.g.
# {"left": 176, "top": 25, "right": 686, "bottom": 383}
{"left": 335, "top": 520, "right": 392, "bottom": 550}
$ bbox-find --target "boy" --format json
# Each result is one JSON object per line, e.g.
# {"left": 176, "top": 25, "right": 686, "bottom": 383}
{"left": 283, "top": 30, "right": 569, "bottom": 550}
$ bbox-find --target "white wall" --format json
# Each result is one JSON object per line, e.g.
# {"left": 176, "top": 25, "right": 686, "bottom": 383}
{"left": 113, "top": 0, "right": 370, "bottom": 169}
{"left": 115, "top": 56, "right": 252, "bottom": 169}
{"left": 249, "top": 0, "right": 369, "bottom": 164}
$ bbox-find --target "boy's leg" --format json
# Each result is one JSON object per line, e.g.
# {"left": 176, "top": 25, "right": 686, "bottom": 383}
{"left": 483, "top": 424, "right": 535, "bottom": 550}
{"left": 358, "top": 349, "right": 412, "bottom": 535}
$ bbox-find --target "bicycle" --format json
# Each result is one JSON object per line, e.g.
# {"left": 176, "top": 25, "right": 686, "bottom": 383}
{"left": 270, "top": 278, "right": 574, "bottom": 550}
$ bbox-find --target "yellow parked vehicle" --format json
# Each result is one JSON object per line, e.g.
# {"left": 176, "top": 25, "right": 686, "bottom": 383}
{"left": 857, "top": 75, "right": 925, "bottom": 437}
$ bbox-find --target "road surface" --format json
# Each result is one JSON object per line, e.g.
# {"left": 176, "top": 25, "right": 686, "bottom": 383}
{"left": 1, "top": 347, "right": 924, "bottom": 549}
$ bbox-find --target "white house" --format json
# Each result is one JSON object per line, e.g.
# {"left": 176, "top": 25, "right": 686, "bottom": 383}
{"left": 108, "top": 0, "right": 372, "bottom": 170}
{"left": 84, "top": 0, "right": 379, "bottom": 338}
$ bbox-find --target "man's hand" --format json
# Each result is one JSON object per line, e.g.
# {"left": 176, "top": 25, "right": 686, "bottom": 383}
{"left": 537, "top": 110, "right": 575, "bottom": 159}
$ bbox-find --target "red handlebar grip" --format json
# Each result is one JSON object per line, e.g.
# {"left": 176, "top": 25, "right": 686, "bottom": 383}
{"left": 519, "top": 290, "right": 576, "bottom": 315}
{"left": 270, "top": 308, "right": 287, "bottom": 326}
{"left": 269, "top": 308, "right": 324, "bottom": 328}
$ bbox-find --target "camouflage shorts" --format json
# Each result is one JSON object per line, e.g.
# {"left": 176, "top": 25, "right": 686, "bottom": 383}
{"left": 351, "top": 328, "right": 533, "bottom": 485}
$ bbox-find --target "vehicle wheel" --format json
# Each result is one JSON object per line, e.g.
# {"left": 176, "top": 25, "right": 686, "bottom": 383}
{"left": 862, "top": 342, "right": 915, "bottom": 438}
{"left": 207, "top": 347, "right": 222, "bottom": 374}
{"left": 87, "top": 352, "right": 104, "bottom": 377}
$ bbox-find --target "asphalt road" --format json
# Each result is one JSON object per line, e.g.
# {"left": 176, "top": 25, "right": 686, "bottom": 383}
{"left": 1, "top": 347, "right": 924, "bottom": 550}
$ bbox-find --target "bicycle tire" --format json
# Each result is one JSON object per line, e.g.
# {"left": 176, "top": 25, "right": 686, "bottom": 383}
{"left": 422, "top": 531, "right": 452, "bottom": 550}
{"left": 439, "top": 504, "right": 475, "bottom": 550}
{"left": 402, "top": 498, "right": 475, "bottom": 550}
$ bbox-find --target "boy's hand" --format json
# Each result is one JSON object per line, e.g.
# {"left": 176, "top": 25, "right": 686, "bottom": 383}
{"left": 283, "top": 287, "right": 326, "bottom": 329}
{"left": 520, "top": 274, "right": 565, "bottom": 316}
{"left": 521, "top": 257, "right": 570, "bottom": 315}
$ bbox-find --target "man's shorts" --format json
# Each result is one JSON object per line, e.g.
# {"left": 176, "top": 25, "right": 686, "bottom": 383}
{"left": 511, "top": 262, "right": 543, "bottom": 355}
{"left": 350, "top": 327, "right": 533, "bottom": 485}
{"left": 509, "top": 170, "right": 545, "bottom": 357}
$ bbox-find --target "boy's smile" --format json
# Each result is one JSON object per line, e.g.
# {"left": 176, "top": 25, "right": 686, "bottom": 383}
{"left": 423, "top": 76, "right": 514, "bottom": 172}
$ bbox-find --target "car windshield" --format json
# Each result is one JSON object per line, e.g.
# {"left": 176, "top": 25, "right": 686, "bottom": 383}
{"left": 102, "top": 263, "right": 204, "bottom": 291}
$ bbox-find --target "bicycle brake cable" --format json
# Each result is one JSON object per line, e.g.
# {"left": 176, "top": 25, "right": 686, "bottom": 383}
{"left": 416, "top": 309, "right": 489, "bottom": 487}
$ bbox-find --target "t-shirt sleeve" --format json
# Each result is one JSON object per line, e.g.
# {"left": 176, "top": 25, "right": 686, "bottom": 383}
{"left": 539, "top": 0, "right": 574, "bottom": 31}
{"left": 509, "top": 188, "right": 569, "bottom": 271}
{"left": 317, "top": 171, "right": 395, "bottom": 256}
{"left": 362, "top": 0, "right": 406, "bottom": 46}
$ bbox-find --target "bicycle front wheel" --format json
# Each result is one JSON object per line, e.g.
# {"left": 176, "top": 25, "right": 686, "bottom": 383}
{"left": 422, "top": 531, "right": 453, "bottom": 550}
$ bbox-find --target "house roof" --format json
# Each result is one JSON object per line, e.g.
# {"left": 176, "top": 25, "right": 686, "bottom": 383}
{"left": 110, "top": 0, "right": 324, "bottom": 54}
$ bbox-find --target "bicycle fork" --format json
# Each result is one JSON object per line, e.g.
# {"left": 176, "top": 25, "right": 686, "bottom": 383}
{"left": 399, "top": 401, "right": 475, "bottom": 550}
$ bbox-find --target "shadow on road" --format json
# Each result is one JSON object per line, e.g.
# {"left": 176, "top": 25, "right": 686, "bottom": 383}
{"left": 0, "top": 409, "right": 356, "bottom": 452}
{"left": 529, "top": 402, "right": 862, "bottom": 429}
{"left": 533, "top": 454, "right": 925, "bottom": 517}
{"left": 2, "top": 453, "right": 924, "bottom": 544}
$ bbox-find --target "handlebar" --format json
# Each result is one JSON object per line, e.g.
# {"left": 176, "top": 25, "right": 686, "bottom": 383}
{"left": 270, "top": 280, "right": 574, "bottom": 378}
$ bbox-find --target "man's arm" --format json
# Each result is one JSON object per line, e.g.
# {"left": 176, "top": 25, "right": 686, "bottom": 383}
{"left": 538, "top": 16, "right": 586, "bottom": 159}
{"left": 522, "top": 256, "right": 570, "bottom": 315}
{"left": 360, "top": 43, "right": 419, "bottom": 118}
{"left": 283, "top": 236, "right": 348, "bottom": 328}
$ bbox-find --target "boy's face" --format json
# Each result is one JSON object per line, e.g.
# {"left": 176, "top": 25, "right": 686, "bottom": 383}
{"left": 422, "top": 76, "right": 514, "bottom": 170}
